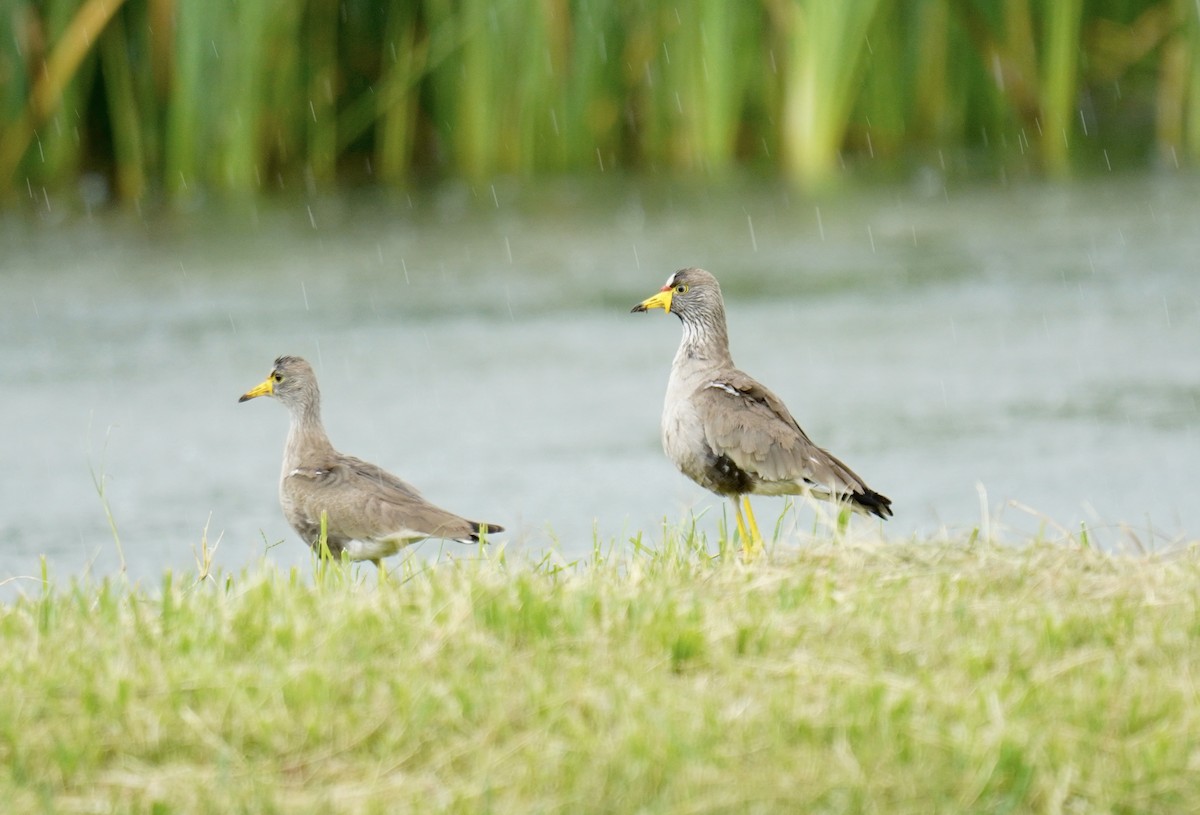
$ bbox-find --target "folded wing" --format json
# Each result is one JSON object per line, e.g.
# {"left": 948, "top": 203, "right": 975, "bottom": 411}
{"left": 694, "top": 371, "right": 878, "bottom": 501}
{"left": 285, "top": 454, "right": 489, "bottom": 544}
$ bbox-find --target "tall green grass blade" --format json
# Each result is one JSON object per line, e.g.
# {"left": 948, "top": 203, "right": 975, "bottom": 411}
{"left": 660, "top": 0, "right": 761, "bottom": 172}
{"left": 220, "top": 0, "right": 272, "bottom": 192}
{"left": 306, "top": 0, "right": 339, "bottom": 183}
{"left": 1039, "top": 0, "right": 1084, "bottom": 175}
{"left": 374, "top": 3, "right": 425, "bottom": 182}
{"left": 0, "top": 5, "right": 33, "bottom": 143}
{"left": 856, "top": 3, "right": 908, "bottom": 161}
{"left": 777, "top": 0, "right": 887, "bottom": 187}
{"left": 912, "top": 0, "right": 952, "bottom": 142}
{"left": 554, "top": 0, "right": 626, "bottom": 170}
{"left": 1187, "top": 0, "right": 1200, "bottom": 161}
{"left": 163, "top": 0, "right": 210, "bottom": 195}
{"left": 97, "top": 9, "right": 144, "bottom": 200}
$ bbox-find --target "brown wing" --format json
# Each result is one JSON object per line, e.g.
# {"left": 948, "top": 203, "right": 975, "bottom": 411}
{"left": 285, "top": 453, "right": 484, "bottom": 543}
{"left": 694, "top": 370, "right": 873, "bottom": 496}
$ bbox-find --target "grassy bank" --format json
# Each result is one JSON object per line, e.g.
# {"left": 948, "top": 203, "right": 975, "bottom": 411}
{"left": 2, "top": 534, "right": 1199, "bottom": 813}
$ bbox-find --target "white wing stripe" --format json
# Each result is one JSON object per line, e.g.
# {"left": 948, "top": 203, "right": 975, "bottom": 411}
{"left": 706, "top": 381, "right": 739, "bottom": 395}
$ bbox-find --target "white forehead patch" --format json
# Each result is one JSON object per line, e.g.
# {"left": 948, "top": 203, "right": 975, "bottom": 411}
{"left": 664, "top": 271, "right": 678, "bottom": 287}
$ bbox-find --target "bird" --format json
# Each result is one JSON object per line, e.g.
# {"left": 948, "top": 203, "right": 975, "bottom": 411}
{"left": 238, "top": 355, "right": 502, "bottom": 571}
{"left": 631, "top": 267, "right": 891, "bottom": 553}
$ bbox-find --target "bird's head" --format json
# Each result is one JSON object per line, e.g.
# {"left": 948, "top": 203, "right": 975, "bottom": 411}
{"left": 630, "top": 267, "right": 722, "bottom": 320}
{"left": 239, "top": 355, "right": 319, "bottom": 410}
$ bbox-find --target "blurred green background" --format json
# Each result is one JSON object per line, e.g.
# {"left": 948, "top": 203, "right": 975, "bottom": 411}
{"left": 2, "top": 0, "right": 1198, "bottom": 204}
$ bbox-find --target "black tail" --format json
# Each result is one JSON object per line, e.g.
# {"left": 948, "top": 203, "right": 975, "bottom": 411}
{"left": 470, "top": 521, "right": 505, "bottom": 542}
{"left": 852, "top": 489, "right": 893, "bottom": 520}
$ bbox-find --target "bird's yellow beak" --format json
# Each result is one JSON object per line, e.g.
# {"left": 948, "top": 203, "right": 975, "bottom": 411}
{"left": 631, "top": 287, "right": 673, "bottom": 314}
{"left": 238, "top": 377, "right": 274, "bottom": 403}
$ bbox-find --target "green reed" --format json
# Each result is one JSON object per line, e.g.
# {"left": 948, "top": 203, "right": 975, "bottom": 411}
{"left": 1039, "top": 0, "right": 1085, "bottom": 174}
{"left": 777, "top": 0, "right": 887, "bottom": 186}
{"left": 97, "top": 9, "right": 144, "bottom": 199}
{"left": 1, "top": 0, "right": 1198, "bottom": 202}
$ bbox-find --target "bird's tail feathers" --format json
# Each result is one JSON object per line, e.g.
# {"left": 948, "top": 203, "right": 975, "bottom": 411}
{"left": 465, "top": 521, "right": 505, "bottom": 543}
{"left": 850, "top": 489, "right": 893, "bottom": 520}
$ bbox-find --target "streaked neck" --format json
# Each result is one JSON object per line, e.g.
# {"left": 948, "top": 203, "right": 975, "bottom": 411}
{"left": 676, "top": 308, "right": 733, "bottom": 368}
{"left": 283, "top": 400, "right": 334, "bottom": 465}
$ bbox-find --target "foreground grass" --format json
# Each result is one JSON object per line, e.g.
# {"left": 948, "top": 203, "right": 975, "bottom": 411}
{"left": 2, "top": 533, "right": 1199, "bottom": 813}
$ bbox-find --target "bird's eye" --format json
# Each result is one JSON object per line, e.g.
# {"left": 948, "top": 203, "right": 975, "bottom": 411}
{"left": 675, "top": 284, "right": 689, "bottom": 294}
{"left": 273, "top": 373, "right": 283, "bottom": 383}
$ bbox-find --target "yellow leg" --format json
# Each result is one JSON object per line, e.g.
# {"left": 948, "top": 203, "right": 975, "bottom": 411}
{"left": 731, "top": 498, "right": 750, "bottom": 552}
{"left": 742, "top": 497, "right": 764, "bottom": 549}
{"left": 739, "top": 496, "right": 768, "bottom": 561}
{"left": 732, "top": 496, "right": 764, "bottom": 561}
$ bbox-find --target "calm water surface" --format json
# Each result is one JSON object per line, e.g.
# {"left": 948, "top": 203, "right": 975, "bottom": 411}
{"left": 2, "top": 175, "right": 1197, "bottom": 587}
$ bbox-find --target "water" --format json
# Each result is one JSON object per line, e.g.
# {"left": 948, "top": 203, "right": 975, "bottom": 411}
{"left": 2, "top": 175, "right": 1197, "bottom": 588}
